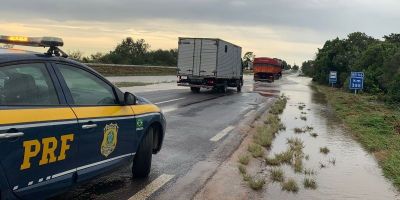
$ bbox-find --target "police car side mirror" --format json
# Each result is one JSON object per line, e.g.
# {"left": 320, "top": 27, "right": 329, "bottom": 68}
{"left": 124, "top": 92, "right": 136, "bottom": 105}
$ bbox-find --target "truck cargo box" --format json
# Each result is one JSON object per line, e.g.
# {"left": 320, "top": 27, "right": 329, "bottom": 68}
{"left": 177, "top": 38, "right": 242, "bottom": 79}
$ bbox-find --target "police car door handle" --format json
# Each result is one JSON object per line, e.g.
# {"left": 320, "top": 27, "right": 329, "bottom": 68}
{"left": 82, "top": 124, "right": 97, "bottom": 129}
{"left": 0, "top": 132, "right": 24, "bottom": 139}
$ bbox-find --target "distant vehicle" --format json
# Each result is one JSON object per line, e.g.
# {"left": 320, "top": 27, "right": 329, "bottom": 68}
{"left": 253, "top": 57, "right": 283, "bottom": 82}
{"left": 177, "top": 38, "right": 243, "bottom": 93}
{"left": 0, "top": 35, "right": 166, "bottom": 200}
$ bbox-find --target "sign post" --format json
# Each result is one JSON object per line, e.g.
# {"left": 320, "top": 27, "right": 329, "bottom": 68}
{"left": 349, "top": 72, "right": 364, "bottom": 94}
{"left": 329, "top": 71, "right": 337, "bottom": 87}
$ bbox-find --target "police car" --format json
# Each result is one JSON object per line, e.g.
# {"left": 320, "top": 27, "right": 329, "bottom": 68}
{"left": 0, "top": 36, "right": 166, "bottom": 199}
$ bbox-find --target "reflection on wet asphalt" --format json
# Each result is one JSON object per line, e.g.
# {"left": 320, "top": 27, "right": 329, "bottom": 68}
{"left": 263, "top": 75, "right": 400, "bottom": 200}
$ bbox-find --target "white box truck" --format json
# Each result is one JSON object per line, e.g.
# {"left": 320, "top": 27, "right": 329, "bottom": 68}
{"left": 177, "top": 38, "right": 243, "bottom": 93}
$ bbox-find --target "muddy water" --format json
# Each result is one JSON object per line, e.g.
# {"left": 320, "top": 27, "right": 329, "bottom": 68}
{"left": 259, "top": 74, "right": 400, "bottom": 200}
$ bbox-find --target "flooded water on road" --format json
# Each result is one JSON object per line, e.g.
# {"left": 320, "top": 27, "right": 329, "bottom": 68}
{"left": 260, "top": 74, "right": 400, "bottom": 200}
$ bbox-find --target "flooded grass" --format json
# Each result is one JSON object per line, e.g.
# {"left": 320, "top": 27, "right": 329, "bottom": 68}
{"left": 320, "top": 147, "right": 330, "bottom": 154}
{"left": 238, "top": 154, "right": 250, "bottom": 165}
{"left": 265, "top": 157, "right": 281, "bottom": 166}
{"left": 316, "top": 85, "right": 400, "bottom": 189}
{"left": 281, "top": 178, "right": 299, "bottom": 193}
{"left": 303, "top": 178, "right": 317, "bottom": 189}
{"left": 249, "top": 177, "right": 266, "bottom": 190}
{"left": 310, "top": 133, "right": 318, "bottom": 138}
{"left": 270, "top": 168, "right": 285, "bottom": 182}
{"left": 304, "top": 168, "right": 316, "bottom": 175}
{"left": 294, "top": 127, "right": 305, "bottom": 133}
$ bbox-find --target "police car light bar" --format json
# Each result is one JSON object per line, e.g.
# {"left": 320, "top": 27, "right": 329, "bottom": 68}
{"left": 0, "top": 35, "right": 63, "bottom": 47}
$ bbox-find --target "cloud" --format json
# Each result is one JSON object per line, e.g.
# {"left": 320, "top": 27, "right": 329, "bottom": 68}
{"left": 0, "top": 0, "right": 399, "bottom": 62}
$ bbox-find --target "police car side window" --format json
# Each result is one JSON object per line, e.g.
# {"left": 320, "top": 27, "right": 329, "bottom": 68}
{"left": 0, "top": 63, "right": 59, "bottom": 106}
{"left": 57, "top": 64, "right": 118, "bottom": 105}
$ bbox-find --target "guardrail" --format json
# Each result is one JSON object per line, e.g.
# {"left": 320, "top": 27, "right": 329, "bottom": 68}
{"left": 84, "top": 63, "right": 177, "bottom": 69}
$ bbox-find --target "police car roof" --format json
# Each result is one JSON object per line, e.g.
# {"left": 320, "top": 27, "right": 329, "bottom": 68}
{"left": 0, "top": 48, "right": 77, "bottom": 64}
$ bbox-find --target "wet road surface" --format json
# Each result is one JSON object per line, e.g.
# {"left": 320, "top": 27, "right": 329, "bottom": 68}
{"left": 54, "top": 75, "right": 274, "bottom": 200}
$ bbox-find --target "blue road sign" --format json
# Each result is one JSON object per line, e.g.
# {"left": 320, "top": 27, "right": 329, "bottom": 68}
{"left": 329, "top": 71, "right": 337, "bottom": 84}
{"left": 349, "top": 72, "right": 364, "bottom": 90}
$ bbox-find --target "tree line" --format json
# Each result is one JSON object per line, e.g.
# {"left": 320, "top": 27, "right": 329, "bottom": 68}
{"left": 301, "top": 32, "right": 400, "bottom": 103}
{"left": 69, "top": 37, "right": 178, "bottom": 66}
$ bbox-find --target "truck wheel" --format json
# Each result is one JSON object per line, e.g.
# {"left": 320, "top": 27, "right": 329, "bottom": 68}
{"left": 236, "top": 80, "right": 242, "bottom": 92}
{"left": 237, "top": 85, "right": 242, "bottom": 92}
{"left": 190, "top": 87, "right": 200, "bottom": 93}
{"left": 132, "top": 126, "right": 154, "bottom": 178}
{"left": 221, "top": 83, "right": 227, "bottom": 93}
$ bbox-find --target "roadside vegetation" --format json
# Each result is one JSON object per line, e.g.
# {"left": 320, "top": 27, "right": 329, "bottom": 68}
{"left": 238, "top": 95, "right": 288, "bottom": 190}
{"left": 317, "top": 85, "right": 400, "bottom": 189}
{"left": 113, "top": 82, "right": 153, "bottom": 87}
{"left": 302, "top": 32, "right": 400, "bottom": 104}
{"left": 90, "top": 65, "right": 176, "bottom": 76}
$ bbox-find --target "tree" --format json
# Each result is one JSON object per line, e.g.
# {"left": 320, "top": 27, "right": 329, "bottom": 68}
{"left": 68, "top": 50, "right": 84, "bottom": 61}
{"left": 292, "top": 65, "right": 299, "bottom": 71}
{"left": 242, "top": 52, "right": 255, "bottom": 69}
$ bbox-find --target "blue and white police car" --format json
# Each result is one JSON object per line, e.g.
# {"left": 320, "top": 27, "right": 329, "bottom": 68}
{"left": 0, "top": 36, "right": 166, "bottom": 200}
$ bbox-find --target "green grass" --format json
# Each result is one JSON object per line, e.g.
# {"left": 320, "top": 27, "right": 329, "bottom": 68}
{"left": 248, "top": 143, "right": 264, "bottom": 158}
{"left": 303, "top": 178, "right": 317, "bottom": 189}
{"left": 293, "top": 157, "right": 303, "bottom": 173}
{"left": 254, "top": 127, "right": 274, "bottom": 148}
{"left": 248, "top": 177, "right": 266, "bottom": 190}
{"left": 113, "top": 82, "right": 153, "bottom": 87}
{"left": 90, "top": 64, "right": 176, "bottom": 76}
{"left": 320, "top": 147, "right": 330, "bottom": 154}
{"left": 270, "top": 96, "right": 288, "bottom": 115}
{"left": 238, "top": 154, "right": 250, "bottom": 165}
{"left": 281, "top": 178, "right": 299, "bottom": 193}
{"left": 238, "top": 165, "right": 247, "bottom": 174}
{"left": 270, "top": 168, "right": 285, "bottom": 182}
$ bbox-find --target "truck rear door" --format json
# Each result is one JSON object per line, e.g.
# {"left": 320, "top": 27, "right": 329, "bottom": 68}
{"left": 199, "top": 39, "right": 218, "bottom": 77}
{"left": 177, "top": 38, "right": 195, "bottom": 76}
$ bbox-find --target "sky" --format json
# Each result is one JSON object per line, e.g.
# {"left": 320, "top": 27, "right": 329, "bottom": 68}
{"left": 0, "top": 0, "right": 399, "bottom": 64}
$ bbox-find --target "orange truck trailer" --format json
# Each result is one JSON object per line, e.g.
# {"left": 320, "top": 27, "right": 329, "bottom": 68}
{"left": 253, "top": 57, "right": 283, "bottom": 82}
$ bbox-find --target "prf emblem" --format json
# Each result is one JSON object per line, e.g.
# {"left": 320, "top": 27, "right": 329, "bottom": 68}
{"left": 101, "top": 123, "right": 119, "bottom": 157}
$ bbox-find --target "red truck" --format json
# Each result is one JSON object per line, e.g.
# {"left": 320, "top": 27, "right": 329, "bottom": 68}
{"left": 253, "top": 57, "right": 283, "bottom": 82}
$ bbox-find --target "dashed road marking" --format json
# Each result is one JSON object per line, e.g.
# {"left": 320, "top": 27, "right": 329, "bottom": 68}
{"left": 161, "top": 107, "right": 178, "bottom": 113}
{"left": 128, "top": 174, "right": 175, "bottom": 200}
{"left": 210, "top": 126, "right": 235, "bottom": 142}
{"left": 244, "top": 109, "right": 255, "bottom": 118}
{"left": 154, "top": 97, "right": 185, "bottom": 105}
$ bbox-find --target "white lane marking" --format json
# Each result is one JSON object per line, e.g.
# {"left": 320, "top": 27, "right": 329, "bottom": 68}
{"left": 154, "top": 97, "right": 185, "bottom": 105}
{"left": 161, "top": 107, "right": 178, "bottom": 113}
{"left": 128, "top": 174, "right": 175, "bottom": 200}
{"left": 244, "top": 110, "right": 255, "bottom": 118}
{"left": 210, "top": 126, "right": 235, "bottom": 142}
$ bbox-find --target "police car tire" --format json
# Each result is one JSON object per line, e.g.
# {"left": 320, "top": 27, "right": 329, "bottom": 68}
{"left": 132, "top": 127, "right": 154, "bottom": 178}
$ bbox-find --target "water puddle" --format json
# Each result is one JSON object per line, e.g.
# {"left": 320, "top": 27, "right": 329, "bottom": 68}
{"left": 261, "top": 75, "right": 400, "bottom": 200}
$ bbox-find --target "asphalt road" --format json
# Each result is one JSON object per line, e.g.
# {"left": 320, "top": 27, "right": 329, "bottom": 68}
{"left": 54, "top": 75, "right": 284, "bottom": 200}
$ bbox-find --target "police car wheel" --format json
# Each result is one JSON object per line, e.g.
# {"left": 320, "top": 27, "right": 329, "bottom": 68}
{"left": 132, "top": 126, "right": 154, "bottom": 178}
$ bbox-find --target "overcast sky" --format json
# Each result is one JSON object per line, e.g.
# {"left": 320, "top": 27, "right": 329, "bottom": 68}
{"left": 0, "top": 0, "right": 399, "bottom": 63}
